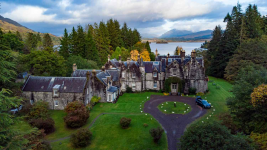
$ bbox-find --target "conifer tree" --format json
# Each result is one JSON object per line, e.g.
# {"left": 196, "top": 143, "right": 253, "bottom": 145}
{"left": 76, "top": 25, "right": 86, "bottom": 58}
{"left": 107, "top": 19, "right": 119, "bottom": 50}
{"left": 59, "top": 28, "right": 70, "bottom": 59}
{"left": 114, "top": 20, "right": 124, "bottom": 47}
{"left": 15, "top": 31, "right": 22, "bottom": 41}
{"left": 121, "top": 22, "right": 129, "bottom": 48}
{"left": 70, "top": 27, "right": 78, "bottom": 55}
{"left": 36, "top": 32, "right": 42, "bottom": 42}
{"left": 85, "top": 28, "right": 100, "bottom": 65}
{"left": 43, "top": 33, "right": 53, "bottom": 49}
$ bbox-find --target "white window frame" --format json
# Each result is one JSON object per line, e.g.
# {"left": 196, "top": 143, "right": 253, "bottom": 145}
{"left": 54, "top": 100, "right": 59, "bottom": 106}
{"left": 53, "top": 90, "right": 59, "bottom": 97}
{"left": 109, "top": 94, "right": 112, "bottom": 102}
{"left": 122, "top": 72, "right": 125, "bottom": 78}
{"left": 132, "top": 83, "right": 136, "bottom": 89}
{"left": 132, "top": 73, "right": 136, "bottom": 78}
{"left": 153, "top": 72, "right": 157, "bottom": 77}
{"left": 154, "top": 81, "right": 157, "bottom": 88}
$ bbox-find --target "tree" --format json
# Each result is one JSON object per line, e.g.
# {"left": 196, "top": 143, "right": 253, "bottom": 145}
{"left": 121, "top": 47, "right": 130, "bottom": 61}
{"left": 15, "top": 31, "right": 23, "bottom": 41}
{"left": 227, "top": 65, "right": 267, "bottom": 134}
{"left": 179, "top": 121, "right": 253, "bottom": 150}
{"left": 85, "top": 28, "right": 100, "bottom": 65}
{"left": 22, "top": 50, "right": 67, "bottom": 76}
{"left": 130, "top": 50, "right": 139, "bottom": 61}
{"left": 69, "top": 27, "right": 78, "bottom": 55}
{"left": 140, "top": 49, "right": 150, "bottom": 61}
{"left": 121, "top": 22, "right": 129, "bottom": 48}
{"left": 66, "top": 55, "right": 98, "bottom": 76}
{"left": 251, "top": 84, "right": 267, "bottom": 106}
{"left": 42, "top": 33, "right": 53, "bottom": 49}
{"left": 0, "top": 89, "right": 33, "bottom": 149}
{"left": 114, "top": 20, "right": 124, "bottom": 47}
{"left": 71, "top": 128, "right": 92, "bottom": 148}
{"left": 111, "top": 47, "right": 122, "bottom": 60}
{"left": 107, "top": 19, "right": 120, "bottom": 50}
{"left": 120, "top": 117, "right": 131, "bottom": 129}
{"left": 25, "top": 32, "right": 37, "bottom": 53}
{"left": 76, "top": 25, "right": 86, "bottom": 58}
{"left": 59, "top": 28, "right": 70, "bottom": 59}
{"left": 174, "top": 46, "right": 183, "bottom": 55}
{"left": 3, "top": 32, "right": 23, "bottom": 52}
{"left": 0, "top": 48, "right": 16, "bottom": 86}
{"left": 225, "top": 36, "right": 267, "bottom": 81}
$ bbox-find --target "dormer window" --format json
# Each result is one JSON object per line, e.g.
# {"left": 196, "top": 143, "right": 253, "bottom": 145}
{"left": 132, "top": 73, "right": 136, "bottom": 78}
{"left": 53, "top": 84, "right": 60, "bottom": 97}
{"left": 173, "top": 69, "right": 177, "bottom": 76}
{"left": 153, "top": 72, "right": 157, "bottom": 77}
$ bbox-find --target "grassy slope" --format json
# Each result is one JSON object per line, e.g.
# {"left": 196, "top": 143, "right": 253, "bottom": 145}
{"left": 157, "top": 101, "right": 191, "bottom": 114}
{"left": 190, "top": 76, "right": 233, "bottom": 124}
{"left": 50, "top": 92, "right": 167, "bottom": 150}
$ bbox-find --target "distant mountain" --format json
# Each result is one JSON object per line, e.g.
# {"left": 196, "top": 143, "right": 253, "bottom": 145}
{"left": 159, "top": 29, "right": 212, "bottom": 40}
{"left": 141, "top": 33, "right": 159, "bottom": 38}
{"left": 0, "top": 15, "right": 61, "bottom": 45}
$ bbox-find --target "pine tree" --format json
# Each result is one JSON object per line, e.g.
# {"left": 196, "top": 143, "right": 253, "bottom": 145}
{"left": 121, "top": 22, "right": 129, "bottom": 48}
{"left": 15, "top": 31, "right": 22, "bottom": 41}
{"left": 133, "top": 28, "right": 141, "bottom": 44}
{"left": 114, "top": 20, "right": 124, "bottom": 47}
{"left": 127, "top": 28, "right": 133, "bottom": 48}
{"left": 59, "top": 28, "right": 70, "bottom": 59}
{"left": 76, "top": 25, "right": 86, "bottom": 58}
{"left": 36, "top": 32, "right": 42, "bottom": 42}
{"left": 107, "top": 19, "right": 119, "bottom": 51}
{"left": 85, "top": 28, "right": 100, "bottom": 65}
{"left": 43, "top": 33, "right": 53, "bottom": 49}
{"left": 70, "top": 27, "right": 78, "bottom": 55}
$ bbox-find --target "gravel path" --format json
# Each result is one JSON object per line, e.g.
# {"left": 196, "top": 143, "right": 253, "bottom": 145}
{"left": 144, "top": 95, "right": 207, "bottom": 150}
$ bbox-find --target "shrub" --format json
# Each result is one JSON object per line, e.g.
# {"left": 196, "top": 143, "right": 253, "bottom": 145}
{"left": 149, "top": 127, "right": 164, "bottom": 143}
{"left": 143, "top": 123, "right": 148, "bottom": 128}
{"left": 71, "top": 128, "right": 92, "bottom": 148}
{"left": 218, "top": 113, "right": 239, "bottom": 134}
{"left": 23, "top": 129, "right": 52, "bottom": 150}
{"left": 86, "top": 103, "right": 93, "bottom": 111}
{"left": 250, "top": 132, "right": 267, "bottom": 150}
{"left": 20, "top": 102, "right": 33, "bottom": 117}
{"left": 120, "top": 117, "right": 131, "bottom": 129}
{"left": 212, "top": 83, "right": 217, "bottom": 86}
{"left": 196, "top": 92, "right": 204, "bottom": 96}
{"left": 28, "top": 101, "right": 49, "bottom": 119}
{"left": 205, "top": 89, "right": 209, "bottom": 93}
{"left": 64, "top": 108, "right": 89, "bottom": 128}
{"left": 64, "top": 101, "right": 84, "bottom": 113}
{"left": 29, "top": 118, "right": 55, "bottom": 134}
{"left": 216, "top": 85, "right": 221, "bottom": 89}
{"left": 189, "top": 88, "right": 196, "bottom": 95}
{"left": 179, "top": 121, "right": 253, "bottom": 150}
{"left": 158, "top": 89, "right": 163, "bottom": 93}
{"left": 126, "top": 86, "right": 133, "bottom": 93}
{"left": 90, "top": 96, "right": 101, "bottom": 106}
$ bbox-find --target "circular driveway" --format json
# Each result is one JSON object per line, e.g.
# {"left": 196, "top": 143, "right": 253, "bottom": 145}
{"left": 144, "top": 95, "right": 207, "bottom": 150}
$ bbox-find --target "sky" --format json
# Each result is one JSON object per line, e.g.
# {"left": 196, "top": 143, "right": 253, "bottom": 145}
{"left": 1, "top": 0, "right": 266, "bottom": 37}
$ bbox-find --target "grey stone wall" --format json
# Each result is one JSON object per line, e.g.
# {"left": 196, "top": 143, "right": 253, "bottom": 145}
{"left": 22, "top": 92, "right": 84, "bottom": 110}
{"left": 121, "top": 70, "right": 142, "bottom": 92}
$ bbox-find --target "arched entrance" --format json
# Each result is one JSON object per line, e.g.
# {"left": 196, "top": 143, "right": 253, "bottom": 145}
{"left": 164, "top": 77, "right": 185, "bottom": 94}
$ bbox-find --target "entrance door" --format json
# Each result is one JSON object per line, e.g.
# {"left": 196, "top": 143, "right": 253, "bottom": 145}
{"left": 171, "top": 83, "right": 177, "bottom": 93}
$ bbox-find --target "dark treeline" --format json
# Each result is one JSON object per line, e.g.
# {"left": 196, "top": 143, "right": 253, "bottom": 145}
{"left": 59, "top": 19, "right": 141, "bottom": 67}
{"left": 205, "top": 3, "right": 267, "bottom": 79}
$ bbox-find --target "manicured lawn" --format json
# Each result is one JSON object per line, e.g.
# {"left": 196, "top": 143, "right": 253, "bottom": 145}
{"left": 51, "top": 114, "right": 167, "bottom": 150}
{"left": 157, "top": 101, "right": 191, "bottom": 114}
{"left": 48, "top": 92, "right": 167, "bottom": 150}
{"left": 189, "top": 76, "right": 233, "bottom": 124}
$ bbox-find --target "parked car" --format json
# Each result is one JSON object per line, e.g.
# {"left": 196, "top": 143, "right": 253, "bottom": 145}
{"left": 195, "top": 96, "right": 211, "bottom": 109}
{"left": 9, "top": 105, "right": 23, "bottom": 114}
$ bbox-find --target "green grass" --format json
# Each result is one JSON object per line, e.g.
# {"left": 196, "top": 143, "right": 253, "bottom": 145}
{"left": 189, "top": 76, "right": 233, "bottom": 124}
{"left": 51, "top": 114, "right": 167, "bottom": 150}
{"left": 157, "top": 101, "right": 191, "bottom": 114}
{"left": 48, "top": 92, "right": 167, "bottom": 150}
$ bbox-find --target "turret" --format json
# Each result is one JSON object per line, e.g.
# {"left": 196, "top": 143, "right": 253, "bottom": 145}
{"left": 166, "top": 53, "right": 170, "bottom": 65}
{"left": 181, "top": 50, "right": 185, "bottom": 62}
{"left": 191, "top": 50, "right": 196, "bottom": 58}
{"left": 155, "top": 49, "right": 158, "bottom": 59}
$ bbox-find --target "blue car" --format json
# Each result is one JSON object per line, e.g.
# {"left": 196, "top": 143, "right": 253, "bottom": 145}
{"left": 196, "top": 96, "right": 211, "bottom": 109}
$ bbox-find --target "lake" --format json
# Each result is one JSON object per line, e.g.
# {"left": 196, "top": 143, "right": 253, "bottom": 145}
{"left": 149, "top": 42, "right": 203, "bottom": 55}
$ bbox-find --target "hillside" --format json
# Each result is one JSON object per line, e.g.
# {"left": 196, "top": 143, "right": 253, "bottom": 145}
{"left": 160, "top": 29, "right": 193, "bottom": 38}
{"left": 0, "top": 15, "right": 61, "bottom": 45}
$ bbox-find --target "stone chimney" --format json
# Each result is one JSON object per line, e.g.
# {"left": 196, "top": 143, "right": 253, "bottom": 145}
{"left": 191, "top": 50, "right": 196, "bottom": 58}
{"left": 108, "top": 54, "right": 110, "bottom": 62}
{"left": 166, "top": 53, "right": 169, "bottom": 65}
{"left": 127, "top": 57, "right": 130, "bottom": 67}
{"left": 155, "top": 49, "right": 158, "bottom": 58}
{"left": 102, "top": 66, "right": 105, "bottom": 71}
{"left": 92, "top": 69, "right": 96, "bottom": 77}
{"left": 73, "top": 63, "right": 77, "bottom": 72}
{"left": 86, "top": 71, "right": 90, "bottom": 81}
{"left": 119, "top": 54, "right": 121, "bottom": 64}
{"left": 181, "top": 50, "right": 185, "bottom": 62}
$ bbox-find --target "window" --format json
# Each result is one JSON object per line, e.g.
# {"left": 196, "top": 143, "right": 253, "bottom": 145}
{"left": 132, "top": 73, "right": 136, "bottom": 78}
{"left": 122, "top": 72, "right": 125, "bottom": 78}
{"left": 153, "top": 62, "right": 159, "bottom": 65}
{"left": 168, "top": 58, "right": 172, "bottom": 62}
{"left": 172, "top": 84, "right": 177, "bottom": 89}
{"left": 173, "top": 69, "right": 177, "bottom": 75}
{"left": 109, "top": 95, "right": 112, "bottom": 102}
{"left": 54, "top": 100, "right": 59, "bottom": 106}
{"left": 132, "top": 83, "right": 136, "bottom": 89}
{"left": 153, "top": 72, "right": 157, "bottom": 77}
{"left": 154, "top": 81, "right": 157, "bottom": 88}
{"left": 53, "top": 90, "right": 59, "bottom": 97}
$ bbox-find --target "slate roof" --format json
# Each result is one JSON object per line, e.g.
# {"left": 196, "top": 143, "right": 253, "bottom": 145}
{"left": 72, "top": 69, "right": 101, "bottom": 77}
{"left": 106, "top": 69, "right": 120, "bottom": 82}
{"left": 22, "top": 76, "right": 87, "bottom": 93}
{"left": 143, "top": 61, "right": 161, "bottom": 73}
{"left": 96, "top": 71, "right": 110, "bottom": 86}
{"left": 107, "top": 86, "right": 118, "bottom": 93}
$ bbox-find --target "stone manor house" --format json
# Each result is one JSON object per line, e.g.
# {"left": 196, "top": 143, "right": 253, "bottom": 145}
{"left": 22, "top": 50, "right": 208, "bottom": 110}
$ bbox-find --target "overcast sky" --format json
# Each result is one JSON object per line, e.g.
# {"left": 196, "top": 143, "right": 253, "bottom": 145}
{"left": 1, "top": 0, "right": 266, "bottom": 37}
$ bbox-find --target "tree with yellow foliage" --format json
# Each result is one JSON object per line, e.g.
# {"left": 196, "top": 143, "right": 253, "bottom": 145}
{"left": 251, "top": 84, "right": 267, "bottom": 106}
{"left": 174, "top": 46, "right": 184, "bottom": 55}
{"left": 140, "top": 50, "right": 151, "bottom": 61}
{"left": 130, "top": 50, "right": 139, "bottom": 61}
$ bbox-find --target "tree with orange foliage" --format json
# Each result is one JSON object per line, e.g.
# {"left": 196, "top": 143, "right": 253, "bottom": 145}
{"left": 251, "top": 84, "right": 267, "bottom": 106}
{"left": 130, "top": 50, "right": 139, "bottom": 61}
{"left": 140, "top": 50, "right": 151, "bottom": 61}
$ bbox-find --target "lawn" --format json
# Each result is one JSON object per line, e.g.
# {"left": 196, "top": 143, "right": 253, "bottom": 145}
{"left": 189, "top": 76, "right": 233, "bottom": 124}
{"left": 157, "top": 101, "right": 191, "bottom": 114}
{"left": 49, "top": 92, "right": 167, "bottom": 150}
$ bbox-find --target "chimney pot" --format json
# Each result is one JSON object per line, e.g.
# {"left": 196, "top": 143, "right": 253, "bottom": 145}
{"left": 73, "top": 63, "right": 77, "bottom": 72}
